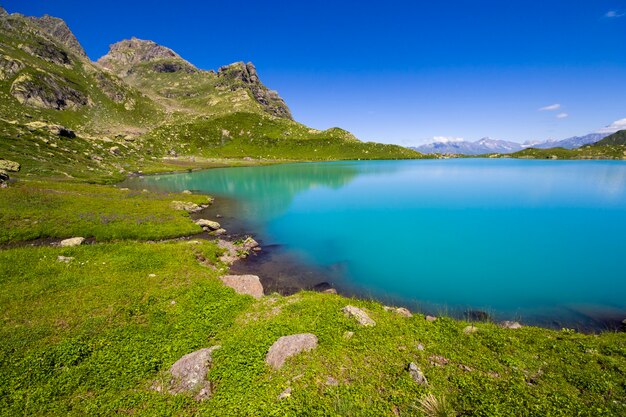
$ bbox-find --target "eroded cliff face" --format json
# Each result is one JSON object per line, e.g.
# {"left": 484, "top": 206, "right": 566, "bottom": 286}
{"left": 217, "top": 62, "right": 292, "bottom": 119}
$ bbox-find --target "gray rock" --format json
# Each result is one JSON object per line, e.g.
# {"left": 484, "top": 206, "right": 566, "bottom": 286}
{"left": 384, "top": 306, "right": 412, "bottom": 317}
{"left": 171, "top": 200, "right": 201, "bottom": 213}
{"left": 407, "top": 362, "right": 428, "bottom": 386}
{"left": 266, "top": 333, "right": 318, "bottom": 369}
{"left": 196, "top": 219, "right": 220, "bottom": 230}
{"left": 417, "top": 343, "right": 425, "bottom": 351}
{"left": 214, "top": 228, "right": 227, "bottom": 235}
{"left": 11, "top": 72, "right": 90, "bottom": 110}
{"left": 500, "top": 321, "right": 522, "bottom": 329}
{"left": 57, "top": 255, "right": 74, "bottom": 263}
{"left": 342, "top": 305, "right": 376, "bottom": 326}
{"left": 242, "top": 236, "right": 259, "bottom": 250}
{"left": 425, "top": 315, "right": 437, "bottom": 322}
{"left": 277, "top": 387, "right": 291, "bottom": 400}
{"left": 0, "top": 55, "right": 25, "bottom": 81}
{"left": 220, "top": 275, "right": 264, "bottom": 299}
{"left": 59, "top": 237, "right": 85, "bottom": 247}
{"left": 109, "top": 146, "right": 120, "bottom": 155}
{"left": 169, "top": 346, "right": 219, "bottom": 400}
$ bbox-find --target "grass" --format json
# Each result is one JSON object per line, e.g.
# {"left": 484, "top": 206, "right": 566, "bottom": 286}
{"left": 0, "top": 241, "right": 625, "bottom": 416}
{"left": 0, "top": 180, "right": 209, "bottom": 243}
{"left": 501, "top": 144, "right": 626, "bottom": 160}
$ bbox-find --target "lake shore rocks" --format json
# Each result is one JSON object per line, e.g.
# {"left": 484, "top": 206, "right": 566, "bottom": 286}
{"left": 266, "top": 333, "right": 318, "bottom": 369}
{"left": 220, "top": 274, "right": 264, "bottom": 299}
{"left": 342, "top": 305, "right": 376, "bottom": 326}
{"left": 500, "top": 321, "right": 523, "bottom": 329}
{"left": 384, "top": 306, "right": 413, "bottom": 317}
{"left": 195, "top": 219, "right": 220, "bottom": 230}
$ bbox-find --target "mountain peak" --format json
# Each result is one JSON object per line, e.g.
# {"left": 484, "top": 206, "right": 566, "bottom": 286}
{"left": 26, "top": 14, "right": 87, "bottom": 57}
{"left": 97, "top": 38, "right": 197, "bottom": 75}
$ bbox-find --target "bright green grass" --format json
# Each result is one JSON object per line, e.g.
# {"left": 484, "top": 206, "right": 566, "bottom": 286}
{"left": 0, "top": 242, "right": 625, "bottom": 416}
{"left": 0, "top": 180, "right": 209, "bottom": 243}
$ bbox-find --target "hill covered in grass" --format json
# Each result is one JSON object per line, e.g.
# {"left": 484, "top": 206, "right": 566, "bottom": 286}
{"left": 593, "top": 129, "right": 626, "bottom": 146}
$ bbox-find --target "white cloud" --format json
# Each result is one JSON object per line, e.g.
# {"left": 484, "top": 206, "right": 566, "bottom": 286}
{"left": 605, "top": 10, "right": 624, "bottom": 18}
{"left": 596, "top": 117, "right": 626, "bottom": 133}
{"left": 432, "top": 136, "right": 465, "bottom": 143}
{"left": 556, "top": 112, "right": 569, "bottom": 119}
{"left": 539, "top": 103, "right": 561, "bottom": 111}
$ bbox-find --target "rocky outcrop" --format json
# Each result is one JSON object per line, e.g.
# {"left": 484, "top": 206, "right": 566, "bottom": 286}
{"left": 342, "top": 305, "right": 376, "bottom": 326}
{"left": 217, "top": 62, "right": 292, "bottom": 119}
{"left": 11, "top": 72, "right": 91, "bottom": 110}
{"left": 97, "top": 38, "right": 197, "bottom": 76}
{"left": 0, "top": 159, "right": 20, "bottom": 173}
{"left": 265, "top": 334, "right": 318, "bottom": 369}
{"left": 26, "top": 121, "right": 75, "bottom": 138}
{"left": 19, "top": 39, "right": 72, "bottom": 67}
{"left": 167, "top": 346, "right": 220, "bottom": 401}
{"left": 0, "top": 55, "right": 25, "bottom": 80}
{"left": 26, "top": 14, "right": 87, "bottom": 58}
{"left": 220, "top": 275, "right": 264, "bottom": 299}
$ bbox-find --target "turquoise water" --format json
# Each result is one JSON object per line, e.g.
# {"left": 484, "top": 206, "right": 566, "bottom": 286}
{"left": 130, "top": 159, "right": 626, "bottom": 328}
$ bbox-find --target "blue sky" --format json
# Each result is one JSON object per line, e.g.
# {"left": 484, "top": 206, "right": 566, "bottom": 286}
{"left": 3, "top": 0, "right": 626, "bottom": 145}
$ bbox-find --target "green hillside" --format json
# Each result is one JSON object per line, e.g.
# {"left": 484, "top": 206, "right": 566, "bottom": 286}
{"left": 594, "top": 129, "right": 626, "bottom": 146}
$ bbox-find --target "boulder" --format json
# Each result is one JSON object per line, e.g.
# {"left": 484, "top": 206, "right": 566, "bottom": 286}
{"left": 500, "top": 321, "right": 522, "bottom": 329}
{"left": 463, "top": 325, "right": 479, "bottom": 334}
{"left": 242, "top": 237, "right": 259, "bottom": 250}
{"left": 168, "top": 346, "right": 220, "bottom": 400}
{"left": 59, "top": 237, "right": 85, "bottom": 247}
{"left": 214, "top": 228, "right": 227, "bottom": 236}
{"left": 425, "top": 315, "right": 437, "bottom": 322}
{"left": 0, "top": 159, "right": 20, "bottom": 172}
{"left": 196, "top": 219, "right": 220, "bottom": 230}
{"left": 220, "top": 275, "right": 264, "bottom": 299}
{"left": 384, "top": 306, "right": 412, "bottom": 317}
{"left": 407, "top": 363, "right": 428, "bottom": 386}
{"left": 265, "top": 333, "right": 318, "bottom": 369}
{"left": 342, "top": 305, "right": 376, "bottom": 327}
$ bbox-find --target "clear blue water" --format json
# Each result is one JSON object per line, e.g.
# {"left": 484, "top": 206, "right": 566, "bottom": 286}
{"left": 129, "top": 159, "right": 626, "bottom": 329}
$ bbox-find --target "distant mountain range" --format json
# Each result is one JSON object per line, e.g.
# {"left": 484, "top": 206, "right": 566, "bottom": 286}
{"left": 413, "top": 132, "right": 611, "bottom": 155}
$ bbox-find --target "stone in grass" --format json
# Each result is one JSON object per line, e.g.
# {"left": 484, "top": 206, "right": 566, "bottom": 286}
{"left": 266, "top": 333, "right": 318, "bottom": 370}
{"left": 407, "top": 362, "right": 428, "bottom": 386}
{"left": 463, "top": 325, "right": 479, "bottom": 334}
{"left": 0, "top": 159, "right": 20, "bottom": 172}
{"left": 171, "top": 200, "right": 201, "bottom": 213}
{"left": 500, "top": 321, "right": 523, "bottom": 329}
{"left": 196, "top": 219, "right": 221, "bottom": 230}
{"left": 425, "top": 315, "right": 437, "bottom": 322}
{"left": 57, "top": 255, "right": 74, "bottom": 263}
{"left": 168, "top": 346, "right": 220, "bottom": 401}
{"left": 342, "top": 305, "right": 376, "bottom": 327}
{"left": 384, "top": 306, "right": 413, "bottom": 317}
{"left": 277, "top": 387, "right": 291, "bottom": 400}
{"left": 220, "top": 275, "right": 264, "bottom": 299}
{"left": 59, "top": 237, "right": 85, "bottom": 247}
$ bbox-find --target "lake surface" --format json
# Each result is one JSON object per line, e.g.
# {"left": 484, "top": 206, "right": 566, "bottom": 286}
{"left": 128, "top": 159, "right": 626, "bottom": 330}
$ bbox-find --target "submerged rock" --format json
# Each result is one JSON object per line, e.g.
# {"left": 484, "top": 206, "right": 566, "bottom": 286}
{"left": 342, "top": 305, "right": 376, "bottom": 327}
{"left": 220, "top": 274, "right": 264, "bottom": 299}
{"left": 266, "top": 333, "right": 318, "bottom": 369}
{"left": 59, "top": 237, "right": 85, "bottom": 247}
{"left": 168, "top": 346, "right": 220, "bottom": 401}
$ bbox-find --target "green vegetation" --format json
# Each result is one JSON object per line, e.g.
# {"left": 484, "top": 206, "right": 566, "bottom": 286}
{"left": 0, "top": 180, "right": 211, "bottom": 243}
{"left": 1, "top": 7, "right": 625, "bottom": 416}
{"left": 594, "top": 129, "right": 626, "bottom": 146}
{"left": 499, "top": 143, "right": 626, "bottom": 160}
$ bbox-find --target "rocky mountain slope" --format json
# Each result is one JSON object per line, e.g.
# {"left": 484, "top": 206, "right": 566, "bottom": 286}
{"left": 0, "top": 7, "right": 421, "bottom": 182}
{"left": 594, "top": 129, "right": 626, "bottom": 146}
{"left": 527, "top": 133, "right": 609, "bottom": 150}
